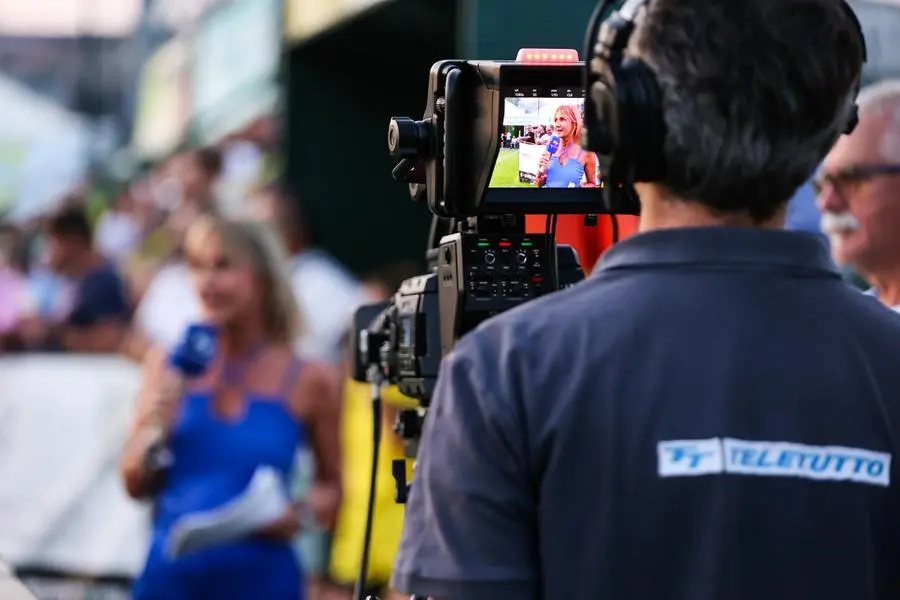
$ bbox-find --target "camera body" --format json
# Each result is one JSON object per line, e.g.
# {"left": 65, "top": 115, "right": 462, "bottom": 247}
{"left": 353, "top": 224, "right": 581, "bottom": 403}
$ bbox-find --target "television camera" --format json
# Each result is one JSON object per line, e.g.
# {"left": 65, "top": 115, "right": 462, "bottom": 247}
{"left": 351, "top": 49, "right": 641, "bottom": 497}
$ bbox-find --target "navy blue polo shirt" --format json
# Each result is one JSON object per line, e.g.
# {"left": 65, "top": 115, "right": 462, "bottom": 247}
{"left": 66, "top": 263, "right": 130, "bottom": 328}
{"left": 392, "top": 227, "right": 900, "bottom": 600}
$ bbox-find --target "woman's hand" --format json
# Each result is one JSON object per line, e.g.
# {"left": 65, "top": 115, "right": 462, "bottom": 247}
{"left": 538, "top": 152, "right": 551, "bottom": 173}
{"left": 307, "top": 483, "right": 342, "bottom": 528}
{"left": 140, "top": 370, "right": 182, "bottom": 432}
{"left": 256, "top": 505, "right": 301, "bottom": 542}
{"left": 122, "top": 347, "right": 180, "bottom": 499}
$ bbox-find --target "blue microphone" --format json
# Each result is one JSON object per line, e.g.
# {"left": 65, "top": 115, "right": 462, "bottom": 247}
{"left": 170, "top": 324, "right": 218, "bottom": 378}
{"left": 546, "top": 135, "right": 561, "bottom": 155}
{"left": 144, "top": 324, "right": 218, "bottom": 476}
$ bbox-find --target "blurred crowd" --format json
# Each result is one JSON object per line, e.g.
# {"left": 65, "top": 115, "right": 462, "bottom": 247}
{"left": 0, "top": 143, "right": 400, "bottom": 363}
{"left": 0, "top": 135, "right": 423, "bottom": 598}
{"left": 0, "top": 146, "right": 223, "bottom": 356}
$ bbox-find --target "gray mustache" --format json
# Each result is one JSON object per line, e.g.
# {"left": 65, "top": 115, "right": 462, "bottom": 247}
{"left": 820, "top": 212, "right": 861, "bottom": 234}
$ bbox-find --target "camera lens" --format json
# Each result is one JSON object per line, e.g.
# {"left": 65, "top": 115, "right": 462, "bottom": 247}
{"left": 388, "top": 120, "right": 401, "bottom": 153}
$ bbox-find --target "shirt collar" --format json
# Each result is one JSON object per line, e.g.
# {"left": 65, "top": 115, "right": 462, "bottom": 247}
{"left": 595, "top": 227, "right": 839, "bottom": 277}
{"left": 863, "top": 288, "right": 900, "bottom": 313}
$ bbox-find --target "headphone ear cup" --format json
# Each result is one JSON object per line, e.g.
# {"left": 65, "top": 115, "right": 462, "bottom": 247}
{"left": 586, "top": 62, "right": 619, "bottom": 160}
{"left": 608, "top": 62, "right": 637, "bottom": 180}
{"left": 619, "top": 59, "right": 666, "bottom": 182}
{"left": 845, "top": 104, "right": 859, "bottom": 135}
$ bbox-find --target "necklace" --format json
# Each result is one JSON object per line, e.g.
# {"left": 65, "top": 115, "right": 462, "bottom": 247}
{"left": 221, "top": 342, "right": 267, "bottom": 386}
{"left": 556, "top": 140, "right": 573, "bottom": 165}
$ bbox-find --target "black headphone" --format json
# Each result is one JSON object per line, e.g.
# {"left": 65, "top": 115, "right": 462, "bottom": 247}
{"left": 582, "top": 0, "right": 868, "bottom": 190}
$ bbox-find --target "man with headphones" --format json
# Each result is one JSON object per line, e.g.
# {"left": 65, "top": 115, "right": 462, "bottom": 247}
{"left": 392, "top": 1, "right": 900, "bottom": 599}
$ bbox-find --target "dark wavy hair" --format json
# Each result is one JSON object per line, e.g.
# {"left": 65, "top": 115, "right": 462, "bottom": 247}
{"left": 634, "top": 0, "right": 866, "bottom": 222}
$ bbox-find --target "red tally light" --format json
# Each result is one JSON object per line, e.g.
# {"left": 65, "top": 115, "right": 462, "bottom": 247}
{"left": 499, "top": 241, "right": 512, "bottom": 247}
{"left": 516, "top": 49, "right": 580, "bottom": 64}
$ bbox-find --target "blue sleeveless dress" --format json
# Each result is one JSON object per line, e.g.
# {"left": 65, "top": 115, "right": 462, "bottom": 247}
{"left": 133, "top": 359, "right": 306, "bottom": 600}
{"left": 546, "top": 149, "right": 586, "bottom": 188}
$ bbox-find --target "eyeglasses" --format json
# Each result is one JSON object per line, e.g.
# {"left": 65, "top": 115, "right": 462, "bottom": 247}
{"left": 813, "top": 164, "right": 900, "bottom": 199}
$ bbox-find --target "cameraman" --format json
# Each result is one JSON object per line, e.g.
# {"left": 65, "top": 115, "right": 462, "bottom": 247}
{"left": 392, "top": 1, "right": 900, "bottom": 599}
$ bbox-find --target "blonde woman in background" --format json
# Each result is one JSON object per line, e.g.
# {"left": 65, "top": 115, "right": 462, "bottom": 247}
{"left": 121, "top": 216, "right": 342, "bottom": 600}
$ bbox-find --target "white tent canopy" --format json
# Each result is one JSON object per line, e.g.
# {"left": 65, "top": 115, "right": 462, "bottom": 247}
{"left": 503, "top": 97, "right": 586, "bottom": 128}
{"left": 0, "top": 73, "right": 90, "bottom": 222}
{"left": 0, "top": 0, "right": 141, "bottom": 37}
{"left": 0, "top": 76, "right": 88, "bottom": 139}
{"left": 502, "top": 99, "right": 538, "bottom": 127}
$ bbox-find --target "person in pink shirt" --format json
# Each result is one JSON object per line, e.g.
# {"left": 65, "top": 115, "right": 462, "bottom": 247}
{"left": 0, "top": 226, "right": 33, "bottom": 349}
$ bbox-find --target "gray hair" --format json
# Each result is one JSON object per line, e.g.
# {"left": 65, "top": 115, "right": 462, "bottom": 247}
{"left": 856, "top": 79, "right": 900, "bottom": 160}
{"left": 632, "top": 0, "right": 865, "bottom": 222}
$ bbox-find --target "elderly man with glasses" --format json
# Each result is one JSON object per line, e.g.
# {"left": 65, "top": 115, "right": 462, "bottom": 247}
{"left": 817, "top": 79, "right": 900, "bottom": 310}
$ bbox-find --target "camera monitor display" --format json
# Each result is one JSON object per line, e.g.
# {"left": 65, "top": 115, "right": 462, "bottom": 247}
{"left": 488, "top": 86, "right": 601, "bottom": 191}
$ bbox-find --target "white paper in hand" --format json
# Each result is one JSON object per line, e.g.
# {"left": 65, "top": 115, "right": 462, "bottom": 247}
{"left": 166, "top": 466, "right": 290, "bottom": 559}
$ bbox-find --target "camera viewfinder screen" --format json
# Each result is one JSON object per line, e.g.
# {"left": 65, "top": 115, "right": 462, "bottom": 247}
{"left": 488, "top": 86, "right": 601, "bottom": 190}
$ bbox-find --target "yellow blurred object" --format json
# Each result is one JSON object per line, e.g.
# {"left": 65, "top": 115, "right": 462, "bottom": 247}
{"left": 329, "top": 379, "right": 413, "bottom": 585}
{"left": 284, "top": 0, "right": 391, "bottom": 43}
{"left": 134, "top": 225, "right": 177, "bottom": 262}
{"left": 381, "top": 383, "right": 419, "bottom": 409}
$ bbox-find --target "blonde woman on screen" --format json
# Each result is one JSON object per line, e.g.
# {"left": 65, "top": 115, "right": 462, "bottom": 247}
{"left": 536, "top": 104, "right": 599, "bottom": 188}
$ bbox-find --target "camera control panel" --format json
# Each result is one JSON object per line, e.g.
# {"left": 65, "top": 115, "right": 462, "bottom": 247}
{"left": 458, "top": 234, "right": 555, "bottom": 302}
{"left": 436, "top": 230, "right": 565, "bottom": 358}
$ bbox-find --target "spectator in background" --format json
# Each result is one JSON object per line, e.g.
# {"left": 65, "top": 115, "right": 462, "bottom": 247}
{"left": 518, "top": 125, "right": 536, "bottom": 145}
{"left": 133, "top": 148, "right": 222, "bottom": 356}
{"left": 166, "top": 148, "right": 222, "bottom": 245}
{"left": 24, "top": 199, "right": 80, "bottom": 330}
{"left": 181, "top": 147, "right": 222, "bottom": 206}
{"left": 249, "top": 180, "right": 365, "bottom": 363}
{"left": 94, "top": 187, "right": 143, "bottom": 265}
{"left": 785, "top": 180, "right": 825, "bottom": 240}
{"left": 785, "top": 173, "right": 870, "bottom": 290}
{"left": 0, "top": 224, "right": 32, "bottom": 351}
{"left": 536, "top": 125, "right": 552, "bottom": 144}
{"left": 43, "top": 206, "right": 131, "bottom": 352}
{"left": 818, "top": 79, "right": 900, "bottom": 310}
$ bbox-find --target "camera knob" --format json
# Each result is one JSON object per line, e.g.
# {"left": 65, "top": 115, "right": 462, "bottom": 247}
{"left": 484, "top": 252, "right": 496, "bottom": 265}
{"left": 388, "top": 117, "right": 431, "bottom": 158}
{"left": 516, "top": 252, "right": 528, "bottom": 265}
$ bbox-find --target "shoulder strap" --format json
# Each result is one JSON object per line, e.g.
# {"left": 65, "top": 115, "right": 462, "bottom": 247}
{"left": 279, "top": 356, "right": 304, "bottom": 399}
